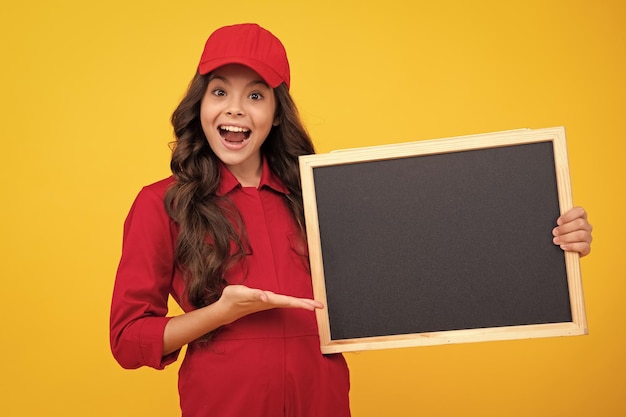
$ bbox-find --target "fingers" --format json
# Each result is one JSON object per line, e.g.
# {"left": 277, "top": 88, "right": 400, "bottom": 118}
{"left": 222, "top": 285, "right": 323, "bottom": 312}
{"left": 559, "top": 241, "right": 592, "bottom": 257}
{"left": 262, "top": 290, "right": 324, "bottom": 311}
{"left": 552, "top": 206, "right": 593, "bottom": 257}
{"left": 553, "top": 208, "right": 593, "bottom": 238}
{"left": 556, "top": 206, "right": 587, "bottom": 226}
{"left": 552, "top": 218, "right": 593, "bottom": 238}
{"left": 553, "top": 228, "right": 592, "bottom": 255}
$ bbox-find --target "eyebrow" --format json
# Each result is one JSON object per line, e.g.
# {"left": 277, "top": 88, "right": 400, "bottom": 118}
{"left": 208, "top": 74, "right": 270, "bottom": 89}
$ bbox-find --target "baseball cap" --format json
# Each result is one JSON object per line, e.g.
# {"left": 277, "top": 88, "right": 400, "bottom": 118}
{"left": 197, "top": 23, "right": 290, "bottom": 89}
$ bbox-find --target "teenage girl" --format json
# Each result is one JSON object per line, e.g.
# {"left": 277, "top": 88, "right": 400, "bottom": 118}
{"left": 110, "top": 23, "right": 593, "bottom": 417}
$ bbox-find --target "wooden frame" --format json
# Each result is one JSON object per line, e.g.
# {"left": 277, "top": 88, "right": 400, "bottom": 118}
{"left": 299, "top": 127, "right": 587, "bottom": 354}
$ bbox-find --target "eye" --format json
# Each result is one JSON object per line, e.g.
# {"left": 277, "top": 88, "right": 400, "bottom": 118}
{"left": 249, "top": 92, "right": 263, "bottom": 100}
{"left": 211, "top": 88, "right": 226, "bottom": 97}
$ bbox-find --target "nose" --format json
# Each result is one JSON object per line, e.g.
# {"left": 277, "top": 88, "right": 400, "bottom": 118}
{"left": 225, "top": 97, "right": 245, "bottom": 117}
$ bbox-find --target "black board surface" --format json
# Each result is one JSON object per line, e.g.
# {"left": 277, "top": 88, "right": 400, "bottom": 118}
{"left": 311, "top": 141, "right": 572, "bottom": 341}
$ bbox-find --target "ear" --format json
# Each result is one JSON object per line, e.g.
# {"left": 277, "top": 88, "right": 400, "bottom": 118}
{"left": 272, "top": 115, "right": 280, "bottom": 126}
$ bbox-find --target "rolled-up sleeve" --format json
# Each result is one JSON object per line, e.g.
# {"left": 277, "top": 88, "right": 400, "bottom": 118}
{"left": 110, "top": 181, "right": 180, "bottom": 370}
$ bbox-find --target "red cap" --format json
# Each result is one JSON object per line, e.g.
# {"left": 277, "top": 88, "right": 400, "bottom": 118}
{"left": 198, "top": 23, "right": 290, "bottom": 89}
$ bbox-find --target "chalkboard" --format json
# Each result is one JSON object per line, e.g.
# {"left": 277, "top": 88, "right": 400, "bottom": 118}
{"left": 299, "top": 127, "right": 587, "bottom": 353}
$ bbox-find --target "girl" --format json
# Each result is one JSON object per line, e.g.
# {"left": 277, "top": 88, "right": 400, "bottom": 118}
{"left": 110, "top": 23, "right": 593, "bottom": 417}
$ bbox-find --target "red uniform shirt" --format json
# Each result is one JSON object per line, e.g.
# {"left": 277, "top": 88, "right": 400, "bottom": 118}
{"left": 110, "top": 160, "right": 351, "bottom": 417}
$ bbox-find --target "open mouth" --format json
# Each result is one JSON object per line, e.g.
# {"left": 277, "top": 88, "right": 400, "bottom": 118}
{"left": 219, "top": 125, "right": 251, "bottom": 143}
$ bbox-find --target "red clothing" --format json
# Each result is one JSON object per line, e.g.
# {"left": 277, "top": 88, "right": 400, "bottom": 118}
{"left": 110, "top": 161, "right": 350, "bottom": 417}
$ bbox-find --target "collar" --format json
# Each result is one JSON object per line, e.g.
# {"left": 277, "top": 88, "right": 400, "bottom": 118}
{"left": 216, "top": 157, "right": 290, "bottom": 196}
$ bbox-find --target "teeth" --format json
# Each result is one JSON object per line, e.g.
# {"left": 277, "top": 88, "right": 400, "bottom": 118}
{"left": 220, "top": 125, "right": 250, "bottom": 133}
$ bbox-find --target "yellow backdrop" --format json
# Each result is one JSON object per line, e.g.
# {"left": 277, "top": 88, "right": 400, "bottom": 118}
{"left": 2, "top": 0, "right": 624, "bottom": 416}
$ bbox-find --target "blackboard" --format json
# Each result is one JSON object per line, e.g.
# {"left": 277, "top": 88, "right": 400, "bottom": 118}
{"left": 299, "top": 127, "right": 587, "bottom": 353}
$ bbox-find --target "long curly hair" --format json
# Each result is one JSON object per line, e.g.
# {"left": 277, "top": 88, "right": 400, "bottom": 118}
{"left": 164, "top": 72, "right": 315, "bottom": 309}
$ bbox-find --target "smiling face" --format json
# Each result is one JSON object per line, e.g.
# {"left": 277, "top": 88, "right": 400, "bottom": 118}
{"left": 200, "top": 64, "right": 279, "bottom": 186}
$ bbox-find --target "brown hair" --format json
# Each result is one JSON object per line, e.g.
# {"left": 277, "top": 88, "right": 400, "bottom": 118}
{"left": 164, "top": 72, "right": 314, "bottom": 309}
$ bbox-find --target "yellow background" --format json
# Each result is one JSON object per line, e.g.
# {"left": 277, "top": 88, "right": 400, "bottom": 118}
{"left": 2, "top": 0, "right": 624, "bottom": 416}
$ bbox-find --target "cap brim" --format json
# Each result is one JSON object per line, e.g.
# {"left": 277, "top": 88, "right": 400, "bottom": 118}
{"left": 198, "top": 57, "right": 284, "bottom": 88}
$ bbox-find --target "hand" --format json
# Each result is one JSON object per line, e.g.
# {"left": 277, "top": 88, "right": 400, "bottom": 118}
{"left": 162, "top": 285, "right": 323, "bottom": 355}
{"left": 218, "top": 285, "right": 324, "bottom": 325}
{"left": 552, "top": 206, "right": 593, "bottom": 257}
